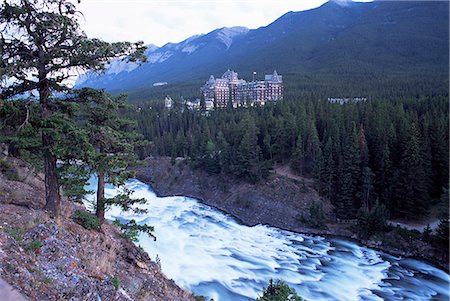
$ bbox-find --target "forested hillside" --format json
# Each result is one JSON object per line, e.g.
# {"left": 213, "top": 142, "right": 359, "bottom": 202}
{"left": 78, "top": 1, "right": 449, "bottom": 103}
{"left": 127, "top": 94, "right": 449, "bottom": 221}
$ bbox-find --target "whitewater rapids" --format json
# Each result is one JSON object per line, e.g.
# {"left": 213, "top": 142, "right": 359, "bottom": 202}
{"left": 84, "top": 179, "right": 450, "bottom": 301}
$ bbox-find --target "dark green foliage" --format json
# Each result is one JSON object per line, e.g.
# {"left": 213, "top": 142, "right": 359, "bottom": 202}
{"left": 0, "top": 159, "right": 20, "bottom": 181}
{"left": 127, "top": 93, "right": 448, "bottom": 221}
{"left": 308, "top": 201, "right": 326, "bottom": 229}
{"left": 431, "top": 188, "right": 449, "bottom": 252}
{"left": 194, "top": 296, "right": 213, "bottom": 301}
{"left": 113, "top": 219, "right": 156, "bottom": 242}
{"left": 76, "top": 89, "right": 149, "bottom": 223}
{"left": 0, "top": 0, "right": 146, "bottom": 218}
{"left": 256, "top": 279, "right": 304, "bottom": 301}
{"left": 434, "top": 218, "right": 449, "bottom": 250}
{"left": 357, "top": 202, "right": 389, "bottom": 238}
{"left": 72, "top": 210, "right": 101, "bottom": 231}
{"left": 421, "top": 225, "right": 432, "bottom": 243}
{"left": 110, "top": 276, "right": 120, "bottom": 289}
{"left": 26, "top": 239, "right": 43, "bottom": 252}
{"left": 335, "top": 123, "right": 361, "bottom": 219}
{"left": 393, "top": 120, "right": 429, "bottom": 218}
{"left": 4, "top": 227, "right": 24, "bottom": 242}
{"left": 106, "top": 189, "right": 148, "bottom": 214}
{"left": 59, "top": 164, "right": 92, "bottom": 203}
{"left": 392, "top": 226, "right": 421, "bottom": 241}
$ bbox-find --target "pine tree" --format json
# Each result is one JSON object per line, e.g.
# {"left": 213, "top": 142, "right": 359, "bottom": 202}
{"left": 78, "top": 89, "right": 146, "bottom": 224}
{"left": 358, "top": 124, "right": 373, "bottom": 210}
{"left": 304, "top": 120, "right": 321, "bottom": 174}
{"left": 0, "top": 0, "right": 146, "bottom": 218}
{"left": 234, "top": 115, "right": 263, "bottom": 183}
{"left": 291, "top": 133, "right": 304, "bottom": 175}
{"left": 317, "top": 137, "right": 335, "bottom": 200}
{"left": 394, "top": 120, "right": 429, "bottom": 218}
{"left": 335, "top": 123, "right": 361, "bottom": 219}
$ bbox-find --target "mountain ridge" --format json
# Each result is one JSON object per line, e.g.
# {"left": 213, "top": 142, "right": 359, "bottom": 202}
{"left": 76, "top": 1, "right": 449, "bottom": 99}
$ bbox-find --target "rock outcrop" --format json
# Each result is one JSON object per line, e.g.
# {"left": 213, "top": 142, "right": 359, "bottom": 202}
{"left": 0, "top": 156, "right": 195, "bottom": 301}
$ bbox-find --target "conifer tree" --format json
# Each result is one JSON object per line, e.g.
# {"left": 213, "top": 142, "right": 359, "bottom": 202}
{"left": 336, "top": 123, "right": 361, "bottom": 219}
{"left": 394, "top": 120, "right": 429, "bottom": 217}
{"left": 317, "top": 137, "right": 335, "bottom": 200}
{"left": 358, "top": 124, "right": 373, "bottom": 210}
{"left": 304, "top": 120, "right": 321, "bottom": 174}
{"left": 291, "top": 133, "right": 304, "bottom": 175}
{"left": 234, "top": 115, "right": 264, "bottom": 182}
{"left": 0, "top": 0, "right": 146, "bottom": 218}
{"left": 78, "top": 89, "right": 146, "bottom": 224}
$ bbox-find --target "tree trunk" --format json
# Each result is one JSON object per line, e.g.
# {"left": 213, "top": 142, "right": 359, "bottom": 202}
{"left": 43, "top": 136, "right": 61, "bottom": 218}
{"left": 40, "top": 69, "right": 61, "bottom": 218}
{"left": 96, "top": 171, "right": 106, "bottom": 224}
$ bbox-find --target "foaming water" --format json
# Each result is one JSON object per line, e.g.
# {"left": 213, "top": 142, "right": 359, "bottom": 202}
{"left": 84, "top": 179, "right": 450, "bottom": 301}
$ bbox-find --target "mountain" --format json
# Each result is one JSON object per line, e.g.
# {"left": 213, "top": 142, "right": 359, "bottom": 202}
{"left": 75, "top": 27, "right": 249, "bottom": 91}
{"left": 76, "top": 1, "right": 449, "bottom": 98}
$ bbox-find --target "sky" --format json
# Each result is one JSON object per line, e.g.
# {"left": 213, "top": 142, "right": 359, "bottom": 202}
{"left": 77, "top": 0, "right": 371, "bottom": 47}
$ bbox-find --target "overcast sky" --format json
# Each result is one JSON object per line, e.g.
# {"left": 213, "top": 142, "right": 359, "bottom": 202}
{"left": 77, "top": 0, "right": 371, "bottom": 47}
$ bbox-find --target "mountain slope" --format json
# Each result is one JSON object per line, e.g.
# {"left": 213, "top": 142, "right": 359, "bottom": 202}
{"left": 76, "top": 1, "right": 449, "bottom": 97}
{"left": 76, "top": 27, "right": 249, "bottom": 92}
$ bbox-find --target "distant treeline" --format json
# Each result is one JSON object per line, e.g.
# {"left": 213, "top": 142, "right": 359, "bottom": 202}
{"left": 127, "top": 93, "right": 449, "bottom": 220}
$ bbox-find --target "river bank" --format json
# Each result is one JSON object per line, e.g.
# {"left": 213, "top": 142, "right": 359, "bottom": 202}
{"left": 134, "top": 157, "right": 449, "bottom": 271}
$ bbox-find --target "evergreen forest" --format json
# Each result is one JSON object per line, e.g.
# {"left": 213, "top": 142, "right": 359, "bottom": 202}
{"left": 127, "top": 90, "right": 449, "bottom": 220}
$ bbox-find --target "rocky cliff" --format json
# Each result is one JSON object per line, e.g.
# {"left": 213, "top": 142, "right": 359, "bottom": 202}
{"left": 0, "top": 156, "right": 195, "bottom": 301}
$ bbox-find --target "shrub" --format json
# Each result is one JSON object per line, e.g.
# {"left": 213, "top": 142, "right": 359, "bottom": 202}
{"left": 110, "top": 276, "right": 120, "bottom": 289}
{"left": 308, "top": 201, "right": 325, "bottom": 228}
{"left": 0, "top": 159, "right": 20, "bottom": 181}
{"left": 357, "top": 202, "right": 389, "bottom": 238}
{"left": 72, "top": 210, "right": 101, "bottom": 231}
{"left": 256, "top": 279, "right": 304, "bottom": 301}
{"left": 296, "top": 202, "right": 326, "bottom": 229}
{"left": 26, "top": 239, "right": 43, "bottom": 252}
{"left": 432, "top": 218, "right": 449, "bottom": 248}
{"left": 393, "top": 226, "right": 421, "bottom": 241}
{"left": 4, "top": 227, "right": 24, "bottom": 242}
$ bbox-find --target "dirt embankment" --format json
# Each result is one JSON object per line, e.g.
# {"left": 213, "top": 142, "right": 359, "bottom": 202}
{"left": 0, "top": 156, "right": 195, "bottom": 301}
{"left": 135, "top": 157, "right": 448, "bottom": 271}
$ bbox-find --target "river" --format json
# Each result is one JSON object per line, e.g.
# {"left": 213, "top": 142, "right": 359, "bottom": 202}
{"left": 84, "top": 178, "right": 450, "bottom": 301}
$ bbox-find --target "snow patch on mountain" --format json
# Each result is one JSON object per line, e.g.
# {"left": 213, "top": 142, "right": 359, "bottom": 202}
{"left": 177, "top": 34, "right": 202, "bottom": 49}
{"left": 105, "top": 43, "right": 160, "bottom": 74}
{"left": 106, "top": 60, "right": 139, "bottom": 75}
{"left": 147, "top": 51, "right": 173, "bottom": 63}
{"left": 331, "top": 0, "right": 353, "bottom": 7}
{"left": 181, "top": 44, "right": 199, "bottom": 54}
{"left": 216, "top": 26, "right": 249, "bottom": 49}
{"left": 74, "top": 44, "right": 160, "bottom": 87}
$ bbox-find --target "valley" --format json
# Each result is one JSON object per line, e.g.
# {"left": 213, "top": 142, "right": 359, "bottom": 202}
{"left": 0, "top": 0, "right": 448, "bottom": 300}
